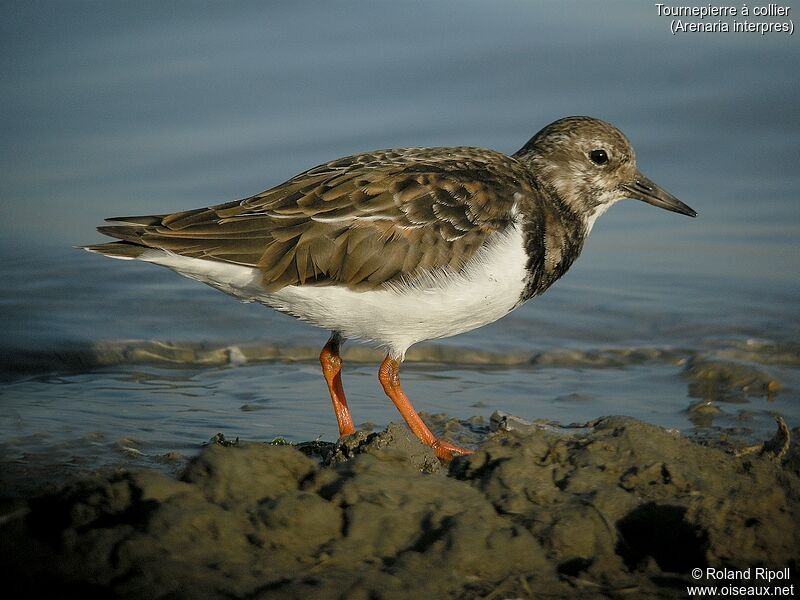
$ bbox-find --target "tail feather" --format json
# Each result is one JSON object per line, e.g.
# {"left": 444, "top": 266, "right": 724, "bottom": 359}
{"left": 81, "top": 241, "right": 148, "bottom": 260}
{"left": 104, "top": 214, "right": 167, "bottom": 226}
{"left": 96, "top": 225, "right": 147, "bottom": 244}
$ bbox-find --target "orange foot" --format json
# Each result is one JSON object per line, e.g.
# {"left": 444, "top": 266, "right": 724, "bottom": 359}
{"left": 378, "top": 354, "right": 474, "bottom": 462}
{"left": 431, "top": 438, "right": 474, "bottom": 461}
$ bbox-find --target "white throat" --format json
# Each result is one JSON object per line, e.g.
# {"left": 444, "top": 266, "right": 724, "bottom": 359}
{"left": 584, "top": 203, "right": 612, "bottom": 235}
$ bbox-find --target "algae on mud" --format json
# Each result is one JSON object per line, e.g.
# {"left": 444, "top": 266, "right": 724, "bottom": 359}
{"left": 1, "top": 417, "right": 799, "bottom": 599}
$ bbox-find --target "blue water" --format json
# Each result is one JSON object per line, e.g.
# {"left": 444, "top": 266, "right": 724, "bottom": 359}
{"left": 1, "top": 2, "right": 798, "bottom": 487}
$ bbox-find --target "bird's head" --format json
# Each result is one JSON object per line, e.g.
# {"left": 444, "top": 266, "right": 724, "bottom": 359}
{"left": 514, "top": 116, "right": 696, "bottom": 227}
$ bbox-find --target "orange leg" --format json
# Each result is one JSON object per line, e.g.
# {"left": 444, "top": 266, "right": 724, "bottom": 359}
{"left": 378, "top": 354, "right": 473, "bottom": 461}
{"left": 319, "top": 333, "right": 355, "bottom": 437}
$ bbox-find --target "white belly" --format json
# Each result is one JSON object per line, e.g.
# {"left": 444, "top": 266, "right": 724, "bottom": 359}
{"left": 136, "top": 224, "right": 529, "bottom": 358}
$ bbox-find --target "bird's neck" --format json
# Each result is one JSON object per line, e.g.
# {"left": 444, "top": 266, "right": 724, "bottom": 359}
{"left": 516, "top": 181, "right": 588, "bottom": 303}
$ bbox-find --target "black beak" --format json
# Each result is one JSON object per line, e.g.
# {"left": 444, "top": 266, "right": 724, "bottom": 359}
{"left": 622, "top": 172, "right": 697, "bottom": 217}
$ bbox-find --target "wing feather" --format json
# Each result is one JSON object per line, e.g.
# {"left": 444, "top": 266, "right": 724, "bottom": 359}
{"left": 93, "top": 147, "right": 537, "bottom": 290}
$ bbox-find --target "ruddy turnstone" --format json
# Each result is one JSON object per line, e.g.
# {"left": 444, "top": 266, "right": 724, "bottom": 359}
{"left": 84, "top": 116, "right": 696, "bottom": 460}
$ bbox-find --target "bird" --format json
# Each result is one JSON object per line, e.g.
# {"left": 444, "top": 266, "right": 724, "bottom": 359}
{"left": 84, "top": 116, "right": 696, "bottom": 461}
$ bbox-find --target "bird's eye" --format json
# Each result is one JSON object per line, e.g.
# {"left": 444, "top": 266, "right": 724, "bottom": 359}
{"left": 589, "top": 149, "right": 609, "bottom": 165}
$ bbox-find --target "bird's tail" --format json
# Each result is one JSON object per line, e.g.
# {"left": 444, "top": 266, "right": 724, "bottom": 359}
{"left": 81, "top": 214, "right": 167, "bottom": 260}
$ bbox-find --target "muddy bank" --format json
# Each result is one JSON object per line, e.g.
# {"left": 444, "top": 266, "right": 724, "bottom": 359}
{"left": 2, "top": 417, "right": 799, "bottom": 599}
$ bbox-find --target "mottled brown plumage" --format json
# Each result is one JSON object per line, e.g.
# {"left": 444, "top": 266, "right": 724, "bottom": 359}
{"left": 92, "top": 147, "right": 534, "bottom": 292}
{"left": 87, "top": 117, "right": 695, "bottom": 300}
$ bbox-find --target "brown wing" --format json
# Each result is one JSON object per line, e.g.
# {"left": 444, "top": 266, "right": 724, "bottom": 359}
{"left": 94, "top": 147, "right": 534, "bottom": 291}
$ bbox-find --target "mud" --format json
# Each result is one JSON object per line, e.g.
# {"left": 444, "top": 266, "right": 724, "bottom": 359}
{"left": 684, "top": 356, "right": 782, "bottom": 401}
{"left": 2, "top": 417, "right": 798, "bottom": 599}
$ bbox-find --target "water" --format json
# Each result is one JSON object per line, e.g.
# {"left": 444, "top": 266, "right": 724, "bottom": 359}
{"left": 1, "top": 1, "right": 798, "bottom": 491}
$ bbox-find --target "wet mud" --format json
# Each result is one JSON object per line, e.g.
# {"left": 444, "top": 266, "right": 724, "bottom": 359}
{"left": 2, "top": 415, "right": 798, "bottom": 599}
